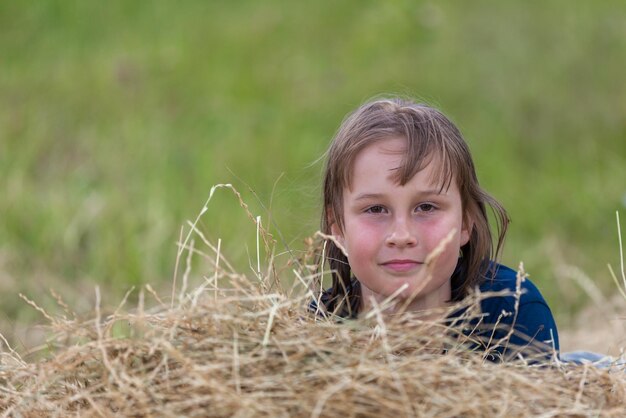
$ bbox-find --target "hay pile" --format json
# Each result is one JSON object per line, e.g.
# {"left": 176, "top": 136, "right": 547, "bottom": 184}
{"left": 1, "top": 190, "right": 625, "bottom": 417}
{"left": 2, "top": 266, "right": 625, "bottom": 416}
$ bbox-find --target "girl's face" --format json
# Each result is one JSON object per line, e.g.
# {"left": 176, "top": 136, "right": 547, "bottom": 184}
{"left": 331, "top": 137, "right": 470, "bottom": 312}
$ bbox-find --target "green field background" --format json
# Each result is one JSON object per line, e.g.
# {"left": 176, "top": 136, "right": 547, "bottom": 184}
{"left": 1, "top": 1, "right": 625, "bottom": 344}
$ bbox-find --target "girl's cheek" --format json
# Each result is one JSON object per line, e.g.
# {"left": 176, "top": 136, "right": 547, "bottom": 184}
{"left": 353, "top": 218, "right": 386, "bottom": 238}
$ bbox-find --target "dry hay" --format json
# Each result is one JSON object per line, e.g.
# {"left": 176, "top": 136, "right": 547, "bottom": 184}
{"left": 1, "top": 189, "right": 625, "bottom": 417}
{"left": 2, "top": 264, "right": 625, "bottom": 416}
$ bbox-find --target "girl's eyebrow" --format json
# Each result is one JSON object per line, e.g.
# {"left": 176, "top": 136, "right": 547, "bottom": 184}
{"left": 354, "top": 193, "right": 385, "bottom": 201}
{"left": 353, "top": 189, "right": 446, "bottom": 201}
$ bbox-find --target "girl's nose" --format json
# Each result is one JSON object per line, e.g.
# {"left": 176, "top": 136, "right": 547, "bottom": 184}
{"left": 385, "top": 218, "right": 417, "bottom": 248}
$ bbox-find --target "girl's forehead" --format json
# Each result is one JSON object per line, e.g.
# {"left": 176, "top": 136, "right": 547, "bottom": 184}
{"left": 363, "top": 136, "right": 407, "bottom": 155}
{"left": 348, "top": 137, "right": 406, "bottom": 175}
{"left": 345, "top": 137, "right": 453, "bottom": 192}
{"left": 347, "top": 159, "right": 453, "bottom": 195}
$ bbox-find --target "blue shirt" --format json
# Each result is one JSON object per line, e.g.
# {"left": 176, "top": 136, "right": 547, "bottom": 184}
{"left": 449, "top": 263, "right": 559, "bottom": 361}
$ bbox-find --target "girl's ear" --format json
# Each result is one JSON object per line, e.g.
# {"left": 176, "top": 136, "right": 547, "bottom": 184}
{"left": 330, "top": 222, "right": 343, "bottom": 241}
{"left": 327, "top": 208, "right": 345, "bottom": 245}
{"left": 460, "top": 217, "right": 472, "bottom": 246}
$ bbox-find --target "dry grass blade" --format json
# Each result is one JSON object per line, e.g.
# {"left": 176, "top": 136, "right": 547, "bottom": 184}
{"left": 609, "top": 211, "right": 626, "bottom": 301}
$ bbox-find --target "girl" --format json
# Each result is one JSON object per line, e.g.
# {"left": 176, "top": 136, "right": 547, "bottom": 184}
{"left": 315, "top": 97, "right": 559, "bottom": 361}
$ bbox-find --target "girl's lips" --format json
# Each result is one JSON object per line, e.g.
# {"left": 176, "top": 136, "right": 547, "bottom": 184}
{"left": 380, "top": 260, "right": 423, "bottom": 273}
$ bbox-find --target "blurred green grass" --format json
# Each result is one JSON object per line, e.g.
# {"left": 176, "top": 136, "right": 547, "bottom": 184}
{"left": 1, "top": 0, "right": 625, "bottom": 335}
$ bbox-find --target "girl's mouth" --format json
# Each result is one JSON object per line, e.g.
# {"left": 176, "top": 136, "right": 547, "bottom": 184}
{"left": 380, "top": 260, "right": 423, "bottom": 273}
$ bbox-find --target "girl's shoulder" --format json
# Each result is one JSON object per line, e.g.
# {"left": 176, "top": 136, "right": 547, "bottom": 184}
{"left": 478, "top": 263, "right": 549, "bottom": 306}
{"left": 468, "top": 263, "right": 560, "bottom": 357}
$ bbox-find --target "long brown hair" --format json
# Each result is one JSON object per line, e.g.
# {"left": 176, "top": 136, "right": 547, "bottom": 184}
{"left": 320, "top": 97, "right": 509, "bottom": 318}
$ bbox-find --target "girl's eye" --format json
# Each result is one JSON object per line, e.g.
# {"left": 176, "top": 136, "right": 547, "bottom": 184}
{"left": 365, "top": 205, "right": 387, "bottom": 214}
{"left": 416, "top": 203, "right": 437, "bottom": 213}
